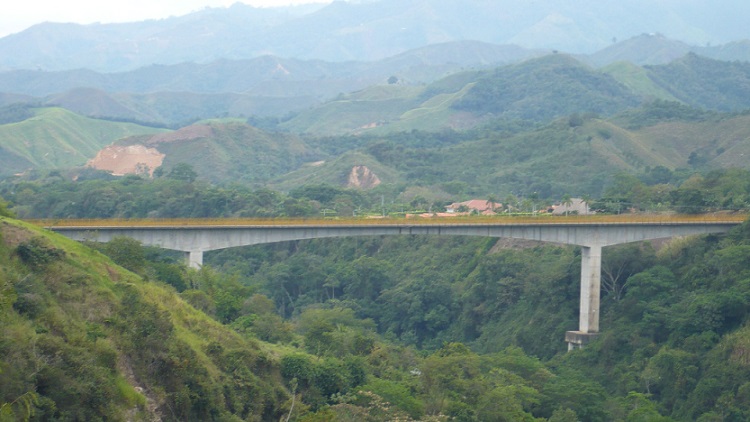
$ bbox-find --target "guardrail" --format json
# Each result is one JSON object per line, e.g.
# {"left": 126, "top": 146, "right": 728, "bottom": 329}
{"left": 30, "top": 213, "right": 749, "bottom": 228}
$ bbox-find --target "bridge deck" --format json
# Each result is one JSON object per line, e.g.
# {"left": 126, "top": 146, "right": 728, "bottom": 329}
{"left": 32, "top": 214, "right": 748, "bottom": 229}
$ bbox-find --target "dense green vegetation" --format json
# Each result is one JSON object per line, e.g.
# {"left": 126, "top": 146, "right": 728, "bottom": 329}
{"left": 4, "top": 49, "right": 750, "bottom": 421}
{"left": 177, "top": 215, "right": 750, "bottom": 421}
{"left": 0, "top": 170, "right": 372, "bottom": 219}
{"left": 3, "top": 165, "right": 750, "bottom": 221}
{"left": 452, "top": 55, "right": 640, "bottom": 121}
{"left": 5, "top": 55, "right": 750, "bottom": 197}
{"left": 3, "top": 161, "right": 750, "bottom": 419}
{"left": 6, "top": 212, "right": 749, "bottom": 420}
{"left": 151, "top": 122, "right": 315, "bottom": 184}
{"left": 3, "top": 193, "right": 750, "bottom": 420}
{"left": 645, "top": 54, "right": 750, "bottom": 112}
{"left": 0, "top": 107, "right": 165, "bottom": 176}
{"left": 0, "top": 103, "right": 34, "bottom": 125}
{"left": 0, "top": 219, "right": 288, "bottom": 420}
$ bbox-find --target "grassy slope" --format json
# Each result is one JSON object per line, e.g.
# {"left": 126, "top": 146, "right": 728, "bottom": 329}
{"left": 46, "top": 89, "right": 318, "bottom": 126}
{"left": 645, "top": 54, "right": 750, "bottom": 112}
{"left": 270, "top": 150, "right": 401, "bottom": 191}
{"left": 279, "top": 85, "right": 424, "bottom": 135}
{"left": 0, "top": 217, "right": 287, "bottom": 420}
{"left": 0, "top": 107, "right": 166, "bottom": 170}
{"left": 280, "top": 54, "right": 750, "bottom": 139}
{"left": 602, "top": 61, "right": 680, "bottom": 102}
{"left": 369, "top": 82, "right": 482, "bottom": 134}
{"left": 265, "top": 111, "right": 750, "bottom": 196}
{"left": 283, "top": 55, "right": 643, "bottom": 136}
{"left": 632, "top": 114, "right": 750, "bottom": 169}
{"left": 152, "top": 121, "right": 313, "bottom": 183}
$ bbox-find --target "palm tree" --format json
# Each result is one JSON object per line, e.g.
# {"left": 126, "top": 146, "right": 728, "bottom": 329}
{"left": 561, "top": 194, "right": 573, "bottom": 216}
{"left": 581, "top": 194, "right": 592, "bottom": 215}
{"left": 504, "top": 194, "right": 518, "bottom": 213}
{"left": 486, "top": 194, "right": 498, "bottom": 213}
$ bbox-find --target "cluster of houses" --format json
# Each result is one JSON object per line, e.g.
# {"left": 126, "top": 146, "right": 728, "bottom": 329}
{"left": 407, "top": 198, "right": 590, "bottom": 218}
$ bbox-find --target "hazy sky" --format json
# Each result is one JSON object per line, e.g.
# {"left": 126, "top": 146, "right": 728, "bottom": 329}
{"left": 0, "top": 0, "right": 333, "bottom": 38}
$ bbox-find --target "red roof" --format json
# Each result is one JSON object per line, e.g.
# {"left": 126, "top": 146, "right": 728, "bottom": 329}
{"left": 446, "top": 199, "right": 502, "bottom": 213}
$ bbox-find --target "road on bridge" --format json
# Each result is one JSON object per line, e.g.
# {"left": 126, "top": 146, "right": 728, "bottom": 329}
{"left": 32, "top": 213, "right": 749, "bottom": 228}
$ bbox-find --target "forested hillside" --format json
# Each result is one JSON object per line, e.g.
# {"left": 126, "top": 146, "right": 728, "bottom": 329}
{"left": 3, "top": 4, "right": 750, "bottom": 419}
{"left": 3, "top": 199, "right": 750, "bottom": 420}
{"left": 204, "top": 217, "right": 750, "bottom": 421}
{"left": 3, "top": 50, "right": 750, "bottom": 132}
{"left": 5, "top": 100, "right": 750, "bottom": 198}
{"left": 0, "top": 217, "right": 290, "bottom": 420}
{"left": 0, "top": 107, "right": 165, "bottom": 176}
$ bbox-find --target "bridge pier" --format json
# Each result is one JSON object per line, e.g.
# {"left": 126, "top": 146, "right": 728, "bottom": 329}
{"left": 185, "top": 250, "right": 203, "bottom": 269}
{"left": 566, "top": 244, "right": 602, "bottom": 350}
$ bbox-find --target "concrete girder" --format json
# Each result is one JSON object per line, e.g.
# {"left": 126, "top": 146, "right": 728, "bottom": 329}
{"left": 49, "top": 220, "right": 740, "bottom": 349}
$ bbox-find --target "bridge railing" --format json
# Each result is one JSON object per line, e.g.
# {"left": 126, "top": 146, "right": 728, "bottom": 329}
{"left": 30, "top": 213, "right": 748, "bottom": 228}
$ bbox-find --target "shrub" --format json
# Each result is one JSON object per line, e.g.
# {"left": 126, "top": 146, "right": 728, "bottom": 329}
{"left": 15, "top": 237, "right": 64, "bottom": 269}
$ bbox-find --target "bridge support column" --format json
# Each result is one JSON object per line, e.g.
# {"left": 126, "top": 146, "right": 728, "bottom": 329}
{"left": 185, "top": 250, "right": 203, "bottom": 269}
{"left": 566, "top": 245, "right": 601, "bottom": 350}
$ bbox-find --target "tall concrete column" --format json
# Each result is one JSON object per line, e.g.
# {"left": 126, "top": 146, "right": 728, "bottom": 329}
{"left": 566, "top": 244, "right": 602, "bottom": 350}
{"left": 579, "top": 244, "right": 601, "bottom": 333}
{"left": 185, "top": 250, "right": 203, "bottom": 269}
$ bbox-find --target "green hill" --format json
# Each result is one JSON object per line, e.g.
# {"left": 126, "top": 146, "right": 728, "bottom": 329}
{"left": 271, "top": 54, "right": 750, "bottom": 136}
{"left": 0, "top": 107, "right": 166, "bottom": 175}
{"left": 135, "top": 121, "right": 315, "bottom": 184}
{"left": 270, "top": 150, "right": 401, "bottom": 192}
{"left": 602, "top": 61, "right": 680, "bottom": 102}
{"left": 203, "top": 214, "right": 750, "bottom": 421}
{"left": 279, "top": 85, "right": 424, "bottom": 135}
{"left": 0, "top": 216, "right": 289, "bottom": 420}
{"left": 279, "top": 82, "right": 484, "bottom": 136}
{"left": 271, "top": 109, "right": 750, "bottom": 198}
{"left": 45, "top": 88, "right": 320, "bottom": 127}
{"left": 587, "top": 33, "right": 692, "bottom": 67}
{"left": 645, "top": 54, "right": 750, "bottom": 112}
{"left": 451, "top": 54, "right": 641, "bottom": 121}
{"left": 283, "top": 54, "right": 643, "bottom": 136}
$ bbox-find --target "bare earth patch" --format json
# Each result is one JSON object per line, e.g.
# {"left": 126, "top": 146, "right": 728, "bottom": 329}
{"left": 1, "top": 220, "right": 34, "bottom": 247}
{"left": 347, "top": 165, "right": 381, "bottom": 189}
{"left": 87, "top": 145, "right": 165, "bottom": 176}
{"left": 87, "top": 125, "right": 214, "bottom": 177}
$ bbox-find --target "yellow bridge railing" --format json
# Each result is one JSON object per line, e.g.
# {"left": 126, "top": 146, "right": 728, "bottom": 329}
{"left": 30, "top": 213, "right": 749, "bottom": 228}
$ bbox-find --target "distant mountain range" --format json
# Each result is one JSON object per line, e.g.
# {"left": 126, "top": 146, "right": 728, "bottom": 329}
{"left": 1, "top": 0, "right": 749, "bottom": 72}
{"left": 3, "top": 0, "right": 750, "bottom": 196}
{"left": 5, "top": 51, "right": 750, "bottom": 189}
{"left": 0, "top": 41, "right": 541, "bottom": 97}
{"left": 2, "top": 35, "right": 750, "bottom": 126}
{"left": 3, "top": 50, "right": 749, "bottom": 131}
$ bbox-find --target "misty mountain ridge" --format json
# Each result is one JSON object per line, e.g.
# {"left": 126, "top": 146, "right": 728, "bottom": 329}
{"left": 4, "top": 49, "right": 750, "bottom": 132}
{"left": 6, "top": 51, "right": 750, "bottom": 187}
{"left": 2, "top": 0, "right": 749, "bottom": 72}
{"left": 3, "top": 33, "right": 750, "bottom": 128}
{"left": 0, "top": 41, "right": 541, "bottom": 98}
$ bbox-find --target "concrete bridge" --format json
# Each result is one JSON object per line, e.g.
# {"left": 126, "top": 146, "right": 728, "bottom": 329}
{"left": 43, "top": 216, "right": 745, "bottom": 349}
